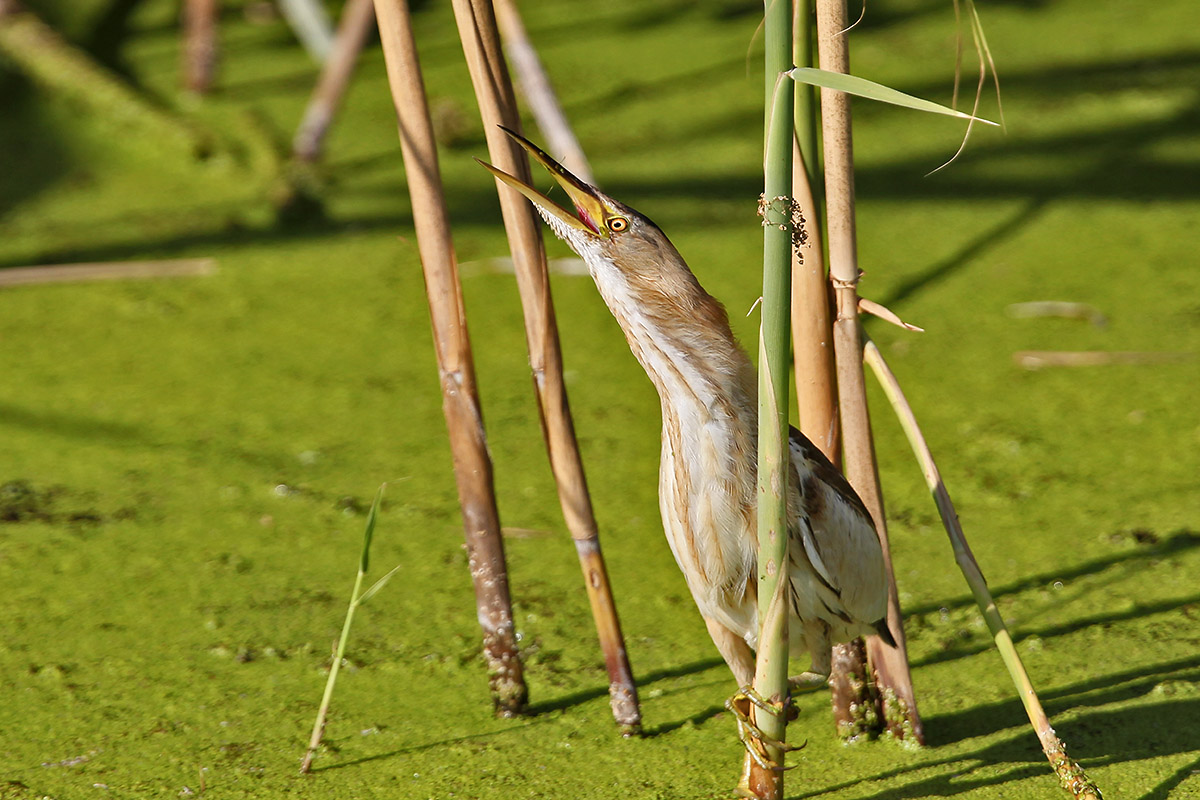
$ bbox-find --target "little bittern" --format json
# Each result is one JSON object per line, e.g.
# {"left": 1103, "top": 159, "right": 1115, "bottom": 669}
{"left": 480, "top": 129, "right": 893, "bottom": 699}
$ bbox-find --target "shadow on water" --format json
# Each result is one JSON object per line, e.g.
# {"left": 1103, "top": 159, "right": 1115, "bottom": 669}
{"left": 876, "top": 198, "right": 1048, "bottom": 308}
{"left": 0, "top": 398, "right": 319, "bottom": 478}
{"left": 314, "top": 657, "right": 732, "bottom": 772}
{"left": 524, "top": 656, "right": 726, "bottom": 717}
{"left": 1139, "top": 753, "right": 1200, "bottom": 800}
{"left": 0, "top": 400, "right": 151, "bottom": 446}
{"left": 0, "top": 76, "right": 73, "bottom": 224}
{"left": 900, "top": 530, "right": 1200, "bottom": 666}
{"left": 927, "top": 655, "right": 1200, "bottom": 744}
{"left": 0, "top": 204, "right": 409, "bottom": 271}
{"left": 907, "top": 529, "right": 1200, "bottom": 619}
{"left": 525, "top": 656, "right": 740, "bottom": 739}
{"left": 910, "top": 591, "right": 1200, "bottom": 670}
{"left": 313, "top": 655, "right": 1199, "bottom": 788}
{"left": 793, "top": 689, "right": 1199, "bottom": 799}
{"left": 303, "top": 536, "right": 1197, "bottom": 783}
{"left": 83, "top": 0, "right": 146, "bottom": 80}
{"left": 308, "top": 716, "right": 554, "bottom": 773}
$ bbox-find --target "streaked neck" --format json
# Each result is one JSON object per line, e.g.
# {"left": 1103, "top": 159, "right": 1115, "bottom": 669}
{"left": 588, "top": 257, "right": 757, "bottom": 427}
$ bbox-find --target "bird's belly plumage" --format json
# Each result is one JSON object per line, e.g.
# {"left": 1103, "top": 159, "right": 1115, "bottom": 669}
{"left": 657, "top": 424, "right": 758, "bottom": 639}
{"left": 655, "top": 408, "right": 888, "bottom": 661}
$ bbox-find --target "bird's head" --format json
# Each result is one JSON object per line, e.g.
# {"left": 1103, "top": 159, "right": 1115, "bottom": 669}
{"left": 479, "top": 128, "right": 750, "bottom": 392}
{"left": 477, "top": 127, "right": 685, "bottom": 286}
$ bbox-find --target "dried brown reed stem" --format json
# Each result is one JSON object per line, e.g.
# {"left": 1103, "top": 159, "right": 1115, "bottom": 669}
{"left": 182, "top": 0, "right": 218, "bottom": 93}
{"left": 815, "top": 0, "right": 923, "bottom": 743}
{"left": 492, "top": 0, "right": 593, "bottom": 184}
{"left": 293, "top": 0, "right": 375, "bottom": 162}
{"left": 789, "top": 133, "right": 837, "bottom": 459}
{"left": 790, "top": 0, "right": 836, "bottom": 464}
{"left": 787, "top": 0, "right": 875, "bottom": 741}
{"left": 863, "top": 339, "right": 1102, "bottom": 800}
{"left": 450, "top": 0, "right": 640, "bottom": 733}
{"left": 373, "top": 0, "right": 527, "bottom": 715}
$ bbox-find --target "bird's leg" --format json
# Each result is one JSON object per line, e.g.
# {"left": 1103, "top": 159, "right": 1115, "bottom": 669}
{"left": 703, "top": 617, "right": 756, "bottom": 687}
{"left": 725, "top": 685, "right": 799, "bottom": 771}
{"left": 788, "top": 669, "right": 830, "bottom": 695}
{"left": 788, "top": 671, "right": 831, "bottom": 692}
{"left": 702, "top": 618, "right": 796, "bottom": 771}
{"left": 789, "top": 629, "right": 833, "bottom": 693}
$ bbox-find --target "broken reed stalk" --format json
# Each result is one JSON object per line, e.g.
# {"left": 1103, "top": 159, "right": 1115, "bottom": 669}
{"left": 450, "top": 0, "right": 641, "bottom": 733}
{"left": 373, "top": 0, "right": 527, "bottom": 715}
{"left": 0, "top": 258, "right": 216, "bottom": 287}
{"left": 741, "top": 5, "right": 795, "bottom": 798}
{"left": 814, "top": 0, "right": 923, "bottom": 743}
{"left": 294, "top": 0, "right": 376, "bottom": 162}
{"left": 1014, "top": 350, "right": 1189, "bottom": 370}
{"left": 182, "top": 0, "right": 218, "bottom": 93}
{"left": 492, "top": 0, "right": 593, "bottom": 184}
{"left": 862, "top": 340, "right": 1103, "bottom": 800}
{"left": 301, "top": 487, "right": 400, "bottom": 773}
{"left": 278, "top": 0, "right": 334, "bottom": 62}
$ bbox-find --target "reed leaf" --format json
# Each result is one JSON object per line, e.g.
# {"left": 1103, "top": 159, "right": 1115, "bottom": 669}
{"left": 358, "top": 563, "right": 403, "bottom": 606}
{"left": 359, "top": 484, "right": 381, "bottom": 573}
{"left": 788, "top": 67, "right": 997, "bottom": 124}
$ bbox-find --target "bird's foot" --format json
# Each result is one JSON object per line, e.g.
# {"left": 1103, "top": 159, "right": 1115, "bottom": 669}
{"left": 788, "top": 670, "right": 831, "bottom": 694}
{"left": 725, "top": 686, "right": 802, "bottom": 773}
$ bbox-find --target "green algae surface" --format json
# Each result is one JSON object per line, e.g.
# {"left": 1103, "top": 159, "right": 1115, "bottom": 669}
{"left": 2, "top": 1, "right": 1199, "bottom": 798}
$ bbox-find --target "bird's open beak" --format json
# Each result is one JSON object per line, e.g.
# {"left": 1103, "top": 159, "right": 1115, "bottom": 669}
{"left": 476, "top": 127, "right": 607, "bottom": 238}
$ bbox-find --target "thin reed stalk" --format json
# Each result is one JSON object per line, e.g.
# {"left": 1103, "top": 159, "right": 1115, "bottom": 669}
{"left": 451, "top": 0, "right": 640, "bottom": 733}
{"left": 742, "top": 1, "right": 795, "bottom": 795}
{"left": 373, "top": 0, "right": 527, "bottom": 715}
{"left": 293, "top": 0, "right": 375, "bottom": 162}
{"left": 814, "top": 0, "right": 923, "bottom": 743}
{"left": 301, "top": 487, "right": 401, "bottom": 773}
{"left": 863, "top": 339, "right": 1102, "bottom": 800}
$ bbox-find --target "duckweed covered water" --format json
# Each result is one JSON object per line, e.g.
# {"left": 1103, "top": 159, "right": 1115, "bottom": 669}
{"left": 2, "top": 0, "right": 1198, "bottom": 797}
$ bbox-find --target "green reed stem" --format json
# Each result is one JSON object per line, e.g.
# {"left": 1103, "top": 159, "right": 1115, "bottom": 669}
{"left": 744, "top": 0, "right": 796, "bottom": 796}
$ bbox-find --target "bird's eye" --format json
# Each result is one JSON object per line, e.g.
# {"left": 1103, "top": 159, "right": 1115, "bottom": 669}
{"left": 608, "top": 217, "right": 629, "bottom": 233}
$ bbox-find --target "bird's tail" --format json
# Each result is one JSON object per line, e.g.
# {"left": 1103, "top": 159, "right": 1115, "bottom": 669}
{"left": 873, "top": 618, "right": 898, "bottom": 649}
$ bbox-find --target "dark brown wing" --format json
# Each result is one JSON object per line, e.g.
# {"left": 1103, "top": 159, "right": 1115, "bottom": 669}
{"left": 788, "top": 426, "right": 872, "bottom": 525}
{"left": 789, "top": 426, "right": 896, "bottom": 644}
